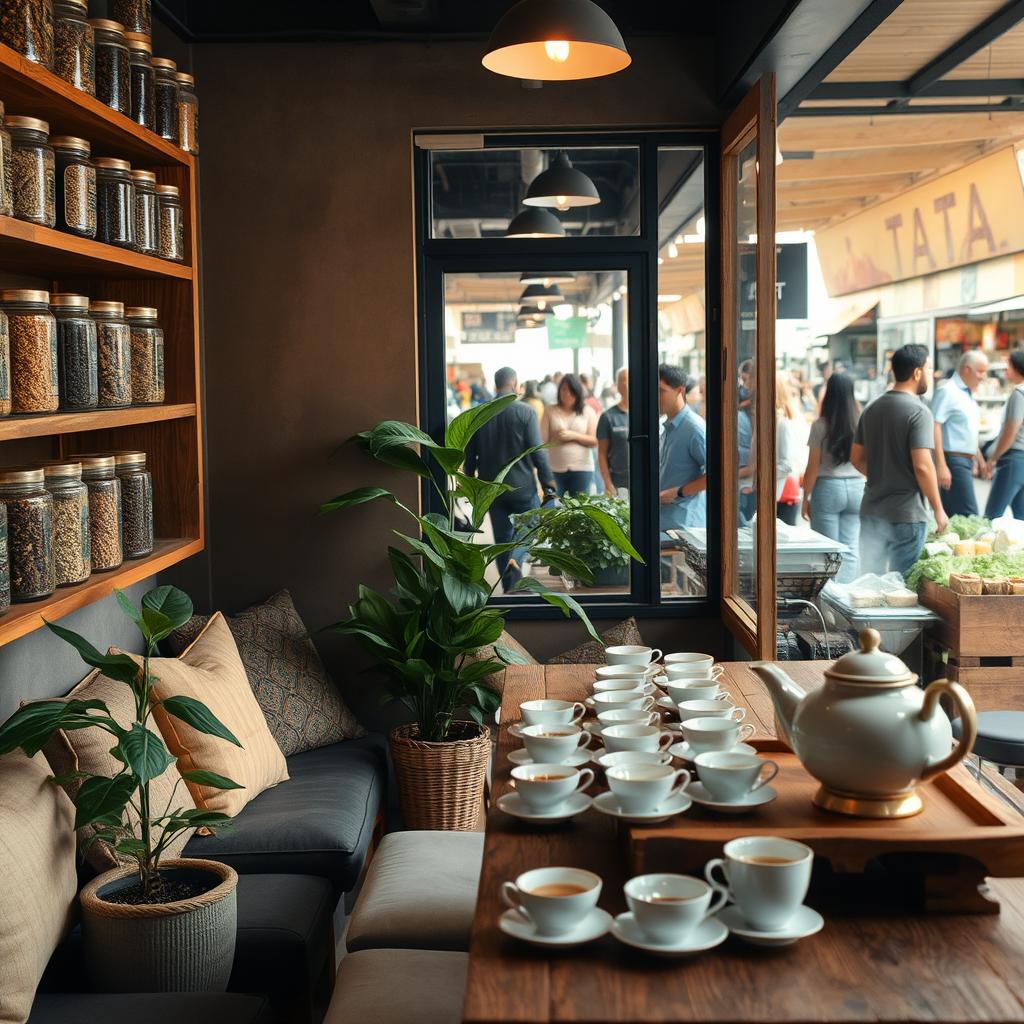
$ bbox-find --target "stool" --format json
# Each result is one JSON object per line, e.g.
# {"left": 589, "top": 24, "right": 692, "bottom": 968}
{"left": 346, "top": 831, "right": 484, "bottom": 953}
{"left": 325, "top": 949, "right": 468, "bottom": 1024}
{"left": 953, "top": 711, "right": 1024, "bottom": 775}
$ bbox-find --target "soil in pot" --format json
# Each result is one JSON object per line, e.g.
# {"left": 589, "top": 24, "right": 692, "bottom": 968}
{"left": 101, "top": 875, "right": 212, "bottom": 905}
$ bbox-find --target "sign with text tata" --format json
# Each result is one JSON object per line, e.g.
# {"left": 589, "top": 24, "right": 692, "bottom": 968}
{"left": 815, "top": 147, "right": 1024, "bottom": 296}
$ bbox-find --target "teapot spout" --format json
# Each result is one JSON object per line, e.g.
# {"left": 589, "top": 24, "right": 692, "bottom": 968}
{"left": 749, "top": 662, "right": 805, "bottom": 750}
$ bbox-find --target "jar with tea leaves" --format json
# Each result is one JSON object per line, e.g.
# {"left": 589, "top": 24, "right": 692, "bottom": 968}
{"left": 0, "top": 308, "right": 11, "bottom": 418}
{"left": 156, "top": 184, "right": 184, "bottom": 262}
{"left": 0, "top": 0, "right": 54, "bottom": 71}
{"left": 8, "top": 116, "right": 55, "bottom": 228}
{"left": 153, "top": 57, "right": 179, "bottom": 143}
{"left": 126, "top": 32, "right": 154, "bottom": 130}
{"left": 1, "top": 290, "right": 57, "bottom": 414}
{"left": 0, "top": 504, "right": 10, "bottom": 614}
{"left": 43, "top": 461, "right": 89, "bottom": 587}
{"left": 113, "top": 451, "right": 152, "bottom": 559}
{"left": 52, "top": 135, "right": 96, "bottom": 238}
{"left": 176, "top": 71, "right": 198, "bottom": 154}
{"left": 91, "top": 19, "right": 130, "bottom": 115}
{"left": 130, "top": 169, "right": 158, "bottom": 256}
{"left": 0, "top": 102, "right": 13, "bottom": 219}
{"left": 0, "top": 468, "right": 55, "bottom": 602}
{"left": 51, "top": 293, "right": 97, "bottom": 411}
{"left": 54, "top": 0, "right": 93, "bottom": 95}
{"left": 80, "top": 455, "right": 121, "bottom": 572}
{"left": 112, "top": 0, "right": 149, "bottom": 35}
{"left": 90, "top": 300, "right": 130, "bottom": 408}
{"left": 94, "top": 156, "right": 135, "bottom": 249}
{"left": 126, "top": 306, "right": 162, "bottom": 404}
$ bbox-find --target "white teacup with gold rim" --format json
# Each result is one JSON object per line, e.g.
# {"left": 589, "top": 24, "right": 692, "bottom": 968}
{"left": 520, "top": 699, "right": 587, "bottom": 728}
{"left": 677, "top": 700, "right": 746, "bottom": 724}
{"left": 602, "top": 724, "right": 675, "bottom": 755}
{"left": 521, "top": 724, "right": 592, "bottom": 764}
{"left": 591, "top": 691, "right": 657, "bottom": 714}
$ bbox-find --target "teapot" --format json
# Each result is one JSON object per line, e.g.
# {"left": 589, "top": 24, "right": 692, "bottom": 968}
{"left": 750, "top": 629, "right": 977, "bottom": 818}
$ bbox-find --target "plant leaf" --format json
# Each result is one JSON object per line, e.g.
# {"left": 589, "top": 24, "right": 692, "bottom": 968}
{"left": 493, "top": 644, "right": 530, "bottom": 666}
{"left": 159, "top": 695, "right": 242, "bottom": 747}
{"left": 114, "top": 588, "right": 143, "bottom": 629}
{"left": 581, "top": 505, "right": 643, "bottom": 562}
{"left": 180, "top": 768, "right": 244, "bottom": 791}
{"left": 44, "top": 620, "right": 141, "bottom": 687}
{"left": 321, "top": 486, "right": 396, "bottom": 515}
{"left": 444, "top": 393, "right": 518, "bottom": 451}
{"left": 529, "top": 546, "right": 594, "bottom": 584}
{"left": 141, "top": 586, "right": 194, "bottom": 632}
{"left": 0, "top": 699, "right": 115, "bottom": 757}
{"left": 451, "top": 473, "right": 514, "bottom": 530}
{"left": 512, "top": 577, "right": 602, "bottom": 643}
{"left": 73, "top": 773, "right": 136, "bottom": 830}
{"left": 111, "top": 724, "right": 175, "bottom": 784}
{"left": 441, "top": 572, "right": 488, "bottom": 616}
{"left": 494, "top": 442, "right": 551, "bottom": 484}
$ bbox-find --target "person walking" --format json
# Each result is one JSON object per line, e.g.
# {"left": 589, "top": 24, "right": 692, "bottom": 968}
{"left": 931, "top": 349, "right": 989, "bottom": 517}
{"left": 542, "top": 372, "right": 599, "bottom": 495}
{"left": 521, "top": 379, "right": 544, "bottom": 421}
{"left": 775, "top": 372, "right": 805, "bottom": 525}
{"left": 851, "top": 344, "right": 948, "bottom": 576}
{"left": 985, "top": 349, "right": 1024, "bottom": 520}
{"left": 801, "top": 373, "right": 865, "bottom": 582}
{"left": 658, "top": 365, "right": 706, "bottom": 533}
{"left": 597, "top": 367, "right": 629, "bottom": 496}
{"left": 464, "top": 367, "right": 555, "bottom": 592}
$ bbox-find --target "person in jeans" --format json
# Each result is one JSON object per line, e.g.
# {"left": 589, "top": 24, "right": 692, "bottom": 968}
{"left": 985, "top": 349, "right": 1024, "bottom": 519}
{"left": 931, "top": 349, "right": 989, "bottom": 517}
{"left": 801, "top": 373, "right": 865, "bottom": 582}
{"left": 542, "top": 373, "right": 598, "bottom": 495}
{"left": 851, "top": 344, "right": 948, "bottom": 575}
{"left": 658, "top": 365, "right": 706, "bottom": 533}
{"left": 597, "top": 367, "right": 629, "bottom": 495}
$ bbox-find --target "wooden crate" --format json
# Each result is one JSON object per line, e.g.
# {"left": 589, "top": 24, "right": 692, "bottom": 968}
{"left": 920, "top": 579, "right": 1024, "bottom": 658}
{"left": 923, "top": 638, "right": 1024, "bottom": 711}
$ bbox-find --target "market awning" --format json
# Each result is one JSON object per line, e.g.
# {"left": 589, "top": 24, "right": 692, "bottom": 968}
{"left": 809, "top": 290, "right": 879, "bottom": 337}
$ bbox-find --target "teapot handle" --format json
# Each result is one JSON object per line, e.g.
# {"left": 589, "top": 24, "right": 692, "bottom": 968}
{"left": 919, "top": 678, "right": 977, "bottom": 783}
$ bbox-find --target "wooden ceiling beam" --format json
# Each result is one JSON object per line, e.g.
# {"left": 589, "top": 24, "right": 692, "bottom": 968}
{"left": 776, "top": 142, "right": 986, "bottom": 181}
{"left": 779, "top": 174, "right": 916, "bottom": 201}
{"left": 778, "top": 112, "right": 1024, "bottom": 150}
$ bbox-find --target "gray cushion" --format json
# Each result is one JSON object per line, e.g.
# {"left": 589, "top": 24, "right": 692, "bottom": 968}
{"left": 326, "top": 950, "right": 468, "bottom": 1024}
{"left": 347, "top": 831, "right": 484, "bottom": 953}
{"left": 954, "top": 711, "right": 1024, "bottom": 766}
{"left": 28, "top": 993, "right": 275, "bottom": 1024}
{"left": 184, "top": 735, "right": 387, "bottom": 893}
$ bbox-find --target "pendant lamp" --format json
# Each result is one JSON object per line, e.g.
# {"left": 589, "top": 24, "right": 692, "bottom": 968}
{"left": 483, "top": 0, "right": 631, "bottom": 81}
{"left": 524, "top": 152, "right": 599, "bottom": 210}
{"left": 520, "top": 270, "right": 576, "bottom": 285}
{"left": 520, "top": 283, "right": 563, "bottom": 310}
{"left": 519, "top": 304, "right": 553, "bottom": 318}
{"left": 505, "top": 207, "right": 565, "bottom": 238}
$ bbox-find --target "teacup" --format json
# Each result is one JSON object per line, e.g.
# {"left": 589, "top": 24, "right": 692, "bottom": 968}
{"left": 704, "top": 836, "right": 812, "bottom": 931}
{"left": 510, "top": 763, "right": 595, "bottom": 812}
{"left": 594, "top": 665, "right": 651, "bottom": 684}
{"left": 591, "top": 691, "right": 656, "bottom": 714}
{"left": 695, "top": 751, "right": 779, "bottom": 802}
{"left": 680, "top": 716, "right": 756, "bottom": 756}
{"left": 664, "top": 651, "right": 717, "bottom": 672}
{"left": 596, "top": 708, "right": 659, "bottom": 729}
{"left": 677, "top": 700, "right": 745, "bottom": 724}
{"left": 606, "top": 763, "right": 691, "bottom": 813}
{"left": 606, "top": 645, "right": 663, "bottom": 667}
{"left": 602, "top": 724, "right": 675, "bottom": 755}
{"left": 520, "top": 699, "right": 586, "bottom": 728}
{"left": 592, "top": 678, "right": 651, "bottom": 696}
{"left": 501, "top": 866, "right": 602, "bottom": 936}
{"left": 664, "top": 679, "right": 729, "bottom": 705}
{"left": 521, "top": 724, "right": 592, "bottom": 764}
{"left": 664, "top": 662, "right": 725, "bottom": 682}
{"left": 624, "top": 873, "right": 727, "bottom": 944}
{"left": 596, "top": 749, "right": 673, "bottom": 771}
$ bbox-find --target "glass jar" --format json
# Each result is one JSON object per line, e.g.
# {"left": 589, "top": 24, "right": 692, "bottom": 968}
{"left": 94, "top": 156, "right": 135, "bottom": 249}
{"left": 157, "top": 184, "right": 184, "bottom": 262}
{"left": 0, "top": 468, "right": 54, "bottom": 601}
{"left": 51, "top": 293, "right": 97, "bottom": 411}
{"left": 126, "top": 306, "right": 163, "bottom": 404}
{"left": 0, "top": 311, "right": 10, "bottom": 418}
{"left": 112, "top": 0, "right": 149, "bottom": 35}
{"left": 54, "top": 0, "right": 93, "bottom": 95}
{"left": 89, "top": 300, "right": 130, "bottom": 408}
{"left": 0, "top": 503, "right": 10, "bottom": 614}
{"left": 80, "top": 455, "right": 121, "bottom": 572}
{"left": 130, "top": 169, "right": 158, "bottom": 256}
{"left": 8, "top": 116, "right": 55, "bottom": 228}
{"left": 51, "top": 135, "right": 95, "bottom": 238}
{"left": 0, "top": 0, "right": 54, "bottom": 70}
{"left": 153, "top": 57, "right": 179, "bottom": 144}
{"left": 113, "top": 451, "right": 152, "bottom": 559}
{"left": 176, "top": 71, "right": 198, "bottom": 155}
{"left": 126, "top": 32, "right": 154, "bottom": 131}
{"left": 1, "top": 290, "right": 57, "bottom": 414}
{"left": 0, "top": 102, "right": 13, "bottom": 219}
{"left": 91, "top": 19, "right": 130, "bottom": 116}
{"left": 43, "top": 461, "right": 89, "bottom": 586}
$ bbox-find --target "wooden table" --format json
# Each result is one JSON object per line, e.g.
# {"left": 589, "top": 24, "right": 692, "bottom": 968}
{"left": 463, "top": 662, "right": 1024, "bottom": 1024}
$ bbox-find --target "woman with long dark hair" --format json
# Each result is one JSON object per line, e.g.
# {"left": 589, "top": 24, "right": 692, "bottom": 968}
{"left": 542, "top": 372, "right": 598, "bottom": 495}
{"left": 985, "top": 349, "right": 1024, "bottom": 519}
{"left": 801, "top": 372, "right": 864, "bottom": 582}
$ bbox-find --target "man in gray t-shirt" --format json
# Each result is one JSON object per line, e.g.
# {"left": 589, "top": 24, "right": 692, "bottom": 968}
{"left": 851, "top": 345, "right": 948, "bottom": 576}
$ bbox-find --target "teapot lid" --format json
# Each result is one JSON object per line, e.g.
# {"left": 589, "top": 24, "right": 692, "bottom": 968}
{"left": 826, "top": 628, "right": 916, "bottom": 686}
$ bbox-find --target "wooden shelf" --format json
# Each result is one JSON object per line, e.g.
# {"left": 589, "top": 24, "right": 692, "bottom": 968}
{"left": 0, "top": 538, "right": 203, "bottom": 648}
{"left": 0, "top": 403, "right": 196, "bottom": 442}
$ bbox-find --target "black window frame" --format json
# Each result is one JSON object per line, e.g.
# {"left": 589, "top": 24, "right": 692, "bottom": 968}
{"left": 414, "top": 129, "right": 721, "bottom": 620}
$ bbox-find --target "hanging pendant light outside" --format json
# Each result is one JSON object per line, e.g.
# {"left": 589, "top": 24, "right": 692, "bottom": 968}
{"left": 520, "top": 283, "right": 563, "bottom": 310}
{"left": 505, "top": 207, "right": 565, "bottom": 238}
{"left": 482, "top": 0, "right": 631, "bottom": 81}
{"left": 520, "top": 270, "right": 576, "bottom": 286}
{"left": 519, "top": 304, "right": 553, "bottom": 318}
{"left": 524, "top": 152, "right": 599, "bottom": 210}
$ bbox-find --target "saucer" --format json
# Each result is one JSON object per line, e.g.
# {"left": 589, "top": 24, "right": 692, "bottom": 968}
{"left": 508, "top": 722, "right": 527, "bottom": 739}
{"left": 611, "top": 912, "right": 728, "bottom": 957}
{"left": 687, "top": 781, "right": 777, "bottom": 813}
{"left": 496, "top": 791, "right": 593, "bottom": 823}
{"left": 591, "top": 790, "right": 691, "bottom": 823}
{"left": 717, "top": 904, "right": 824, "bottom": 946}
{"left": 499, "top": 906, "right": 613, "bottom": 947}
{"left": 668, "top": 740, "right": 756, "bottom": 762}
{"left": 583, "top": 721, "right": 604, "bottom": 737}
{"left": 507, "top": 748, "right": 591, "bottom": 768}
{"left": 591, "top": 747, "right": 674, "bottom": 769}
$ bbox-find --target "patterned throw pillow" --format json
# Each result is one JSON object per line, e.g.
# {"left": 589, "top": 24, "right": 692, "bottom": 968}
{"left": 547, "top": 617, "right": 644, "bottom": 664}
{"left": 169, "top": 590, "right": 365, "bottom": 757}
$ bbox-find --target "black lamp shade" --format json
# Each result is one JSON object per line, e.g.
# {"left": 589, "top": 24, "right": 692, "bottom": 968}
{"left": 524, "top": 152, "right": 600, "bottom": 209}
{"left": 519, "top": 304, "right": 553, "bottom": 318}
{"left": 521, "top": 270, "right": 576, "bottom": 285}
{"left": 482, "top": 0, "right": 631, "bottom": 81}
{"left": 505, "top": 207, "right": 565, "bottom": 238}
{"left": 520, "top": 284, "right": 564, "bottom": 308}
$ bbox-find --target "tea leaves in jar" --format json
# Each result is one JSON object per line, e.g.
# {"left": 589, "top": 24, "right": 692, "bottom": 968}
{"left": 2, "top": 290, "right": 58, "bottom": 414}
{"left": 54, "top": 0, "right": 94, "bottom": 95}
{"left": 0, "top": 0, "right": 55, "bottom": 70}
{"left": 156, "top": 184, "right": 184, "bottom": 262}
{"left": 0, "top": 105, "right": 13, "bottom": 218}
{"left": 130, "top": 169, "right": 158, "bottom": 257}
{"left": 80, "top": 456, "right": 122, "bottom": 572}
{"left": 126, "top": 32, "right": 154, "bottom": 130}
{"left": 0, "top": 311, "right": 11, "bottom": 418}
{"left": 0, "top": 469, "right": 55, "bottom": 602}
{"left": 94, "top": 157, "right": 135, "bottom": 249}
{"left": 91, "top": 19, "right": 130, "bottom": 116}
{"left": 176, "top": 72, "right": 198, "bottom": 155}
{"left": 0, "top": 504, "right": 10, "bottom": 614}
{"left": 114, "top": 452, "right": 153, "bottom": 559}
{"left": 52, "top": 294, "right": 97, "bottom": 411}
{"left": 153, "top": 57, "right": 179, "bottom": 143}
{"left": 43, "top": 462, "right": 90, "bottom": 587}
{"left": 8, "top": 116, "right": 55, "bottom": 228}
{"left": 52, "top": 135, "right": 96, "bottom": 238}
{"left": 90, "top": 301, "right": 130, "bottom": 408}
{"left": 112, "top": 0, "right": 149, "bottom": 35}
{"left": 126, "top": 306, "right": 163, "bottom": 404}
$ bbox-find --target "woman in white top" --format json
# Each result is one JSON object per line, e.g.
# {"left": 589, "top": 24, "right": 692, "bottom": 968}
{"left": 775, "top": 372, "right": 806, "bottom": 525}
{"left": 542, "top": 372, "right": 599, "bottom": 496}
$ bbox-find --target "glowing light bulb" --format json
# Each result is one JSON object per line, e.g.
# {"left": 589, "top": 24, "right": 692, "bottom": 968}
{"left": 544, "top": 39, "right": 571, "bottom": 63}
{"left": 555, "top": 195, "right": 569, "bottom": 210}
{"left": 538, "top": 299, "right": 548, "bottom": 310}
{"left": 667, "top": 243, "right": 679, "bottom": 259}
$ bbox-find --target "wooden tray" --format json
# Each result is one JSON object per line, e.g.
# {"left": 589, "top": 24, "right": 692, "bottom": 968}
{"left": 920, "top": 578, "right": 1024, "bottom": 658}
{"left": 628, "top": 740, "right": 1024, "bottom": 914}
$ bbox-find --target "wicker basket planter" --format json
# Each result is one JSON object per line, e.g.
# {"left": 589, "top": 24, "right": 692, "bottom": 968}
{"left": 390, "top": 721, "right": 491, "bottom": 830}
{"left": 79, "top": 858, "right": 237, "bottom": 992}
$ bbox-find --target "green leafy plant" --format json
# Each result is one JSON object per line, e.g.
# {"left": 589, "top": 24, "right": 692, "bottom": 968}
{"left": 0, "top": 586, "right": 242, "bottom": 901}
{"left": 322, "top": 394, "right": 644, "bottom": 742}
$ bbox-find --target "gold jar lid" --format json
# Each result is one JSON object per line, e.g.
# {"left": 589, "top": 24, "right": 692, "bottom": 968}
{"left": 124, "top": 31, "right": 152, "bottom": 52}
{"left": 93, "top": 156, "right": 131, "bottom": 171}
{"left": 5, "top": 115, "right": 49, "bottom": 134}
{"left": 61, "top": 0, "right": 88, "bottom": 9}
{"left": 88, "top": 18, "right": 126, "bottom": 33}
{"left": 89, "top": 300, "right": 125, "bottom": 316}
{"left": 111, "top": 451, "right": 147, "bottom": 467}
{"left": 50, "top": 293, "right": 90, "bottom": 310}
{"left": 1, "top": 289, "right": 50, "bottom": 304}
{"left": 152, "top": 57, "right": 177, "bottom": 70}
{"left": 175, "top": 72, "right": 195, "bottom": 86}
{"left": 125, "top": 306, "right": 158, "bottom": 319}
{"left": 0, "top": 467, "right": 44, "bottom": 485}
{"left": 41, "top": 460, "right": 83, "bottom": 479}
{"left": 50, "top": 135, "right": 90, "bottom": 154}
{"left": 155, "top": 184, "right": 179, "bottom": 196}
{"left": 78, "top": 454, "right": 116, "bottom": 472}
{"left": 131, "top": 169, "right": 156, "bottom": 183}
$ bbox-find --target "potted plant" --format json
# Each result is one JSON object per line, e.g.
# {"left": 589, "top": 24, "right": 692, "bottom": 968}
{"left": 0, "top": 585, "right": 243, "bottom": 992}
{"left": 323, "top": 394, "right": 642, "bottom": 829}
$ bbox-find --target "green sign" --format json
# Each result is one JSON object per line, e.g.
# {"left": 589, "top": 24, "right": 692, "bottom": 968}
{"left": 546, "top": 317, "right": 587, "bottom": 350}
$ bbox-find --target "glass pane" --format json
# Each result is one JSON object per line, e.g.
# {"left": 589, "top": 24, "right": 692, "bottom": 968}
{"left": 430, "top": 145, "right": 640, "bottom": 238}
{"left": 444, "top": 270, "right": 632, "bottom": 598}
{"left": 656, "top": 147, "right": 707, "bottom": 599}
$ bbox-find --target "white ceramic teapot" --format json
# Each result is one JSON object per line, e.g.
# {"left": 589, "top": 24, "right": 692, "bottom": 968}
{"left": 750, "top": 628, "right": 977, "bottom": 818}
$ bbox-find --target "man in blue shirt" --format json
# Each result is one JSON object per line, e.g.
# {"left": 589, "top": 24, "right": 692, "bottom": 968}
{"left": 658, "top": 364, "right": 706, "bottom": 533}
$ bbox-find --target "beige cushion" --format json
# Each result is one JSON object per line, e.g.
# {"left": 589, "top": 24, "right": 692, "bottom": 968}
{"left": 463, "top": 629, "right": 537, "bottom": 696}
{"left": 547, "top": 616, "right": 644, "bottom": 664}
{"left": 346, "top": 831, "right": 484, "bottom": 953}
{"left": 0, "top": 751, "right": 77, "bottom": 1024}
{"left": 144, "top": 613, "right": 289, "bottom": 816}
{"left": 43, "top": 670, "right": 198, "bottom": 871}
{"left": 326, "top": 950, "right": 468, "bottom": 1024}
